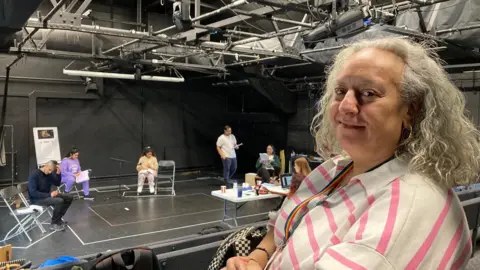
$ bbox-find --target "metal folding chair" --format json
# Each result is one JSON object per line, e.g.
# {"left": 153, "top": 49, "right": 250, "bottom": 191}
{"left": 155, "top": 160, "right": 176, "bottom": 196}
{"left": 57, "top": 182, "right": 83, "bottom": 199}
{"left": 0, "top": 186, "right": 47, "bottom": 242}
{"left": 16, "top": 182, "right": 53, "bottom": 220}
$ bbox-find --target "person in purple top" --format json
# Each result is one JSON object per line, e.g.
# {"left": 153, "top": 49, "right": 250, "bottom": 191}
{"left": 60, "top": 147, "right": 94, "bottom": 200}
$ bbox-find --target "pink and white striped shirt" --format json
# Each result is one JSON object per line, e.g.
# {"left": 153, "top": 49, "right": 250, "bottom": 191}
{"left": 266, "top": 156, "right": 471, "bottom": 269}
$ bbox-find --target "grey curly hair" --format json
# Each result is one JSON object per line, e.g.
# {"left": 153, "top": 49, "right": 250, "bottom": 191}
{"left": 311, "top": 37, "right": 480, "bottom": 188}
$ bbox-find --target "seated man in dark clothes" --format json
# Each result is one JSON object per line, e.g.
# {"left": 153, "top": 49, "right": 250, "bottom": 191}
{"left": 28, "top": 160, "right": 73, "bottom": 232}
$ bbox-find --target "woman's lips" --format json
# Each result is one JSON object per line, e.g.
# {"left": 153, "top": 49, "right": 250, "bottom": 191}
{"left": 339, "top": 122, "right": 365, "bottom": 129}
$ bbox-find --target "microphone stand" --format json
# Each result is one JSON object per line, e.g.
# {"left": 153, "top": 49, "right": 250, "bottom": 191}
{"left": 109, "top": 157, "right": 131, "bottom": 197}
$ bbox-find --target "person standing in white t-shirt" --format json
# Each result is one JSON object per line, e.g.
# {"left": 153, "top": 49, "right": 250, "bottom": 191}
{"left": 216, "top": 125, "right": 241, "bottom": 187}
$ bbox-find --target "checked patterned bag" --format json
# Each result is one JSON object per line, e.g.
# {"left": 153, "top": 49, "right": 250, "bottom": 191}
{"left": 208, "top": 225, "right": 267, "bottom": 270}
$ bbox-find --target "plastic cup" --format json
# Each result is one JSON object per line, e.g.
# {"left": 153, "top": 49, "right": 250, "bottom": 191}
{"left": 237, "top": 187, "right": 243, "bottom": 198}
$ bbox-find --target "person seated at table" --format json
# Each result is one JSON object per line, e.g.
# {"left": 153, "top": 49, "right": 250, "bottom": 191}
{"left": 28, "top": 160, "right": 73, "bottom": 232}
{"left": 136, "top": 146, "right": 158, "bottom": 194}
{"left": 269, "top": 157, "right": 312, "bottom": 214}
{"left": 287, "top": 157, "right": 311, "bottom": 198}
{"left": 60, "top": 147, "right": 93, "bottom": 200}
{"left": 255, "top": 145, "right": 281, "bottom": 183}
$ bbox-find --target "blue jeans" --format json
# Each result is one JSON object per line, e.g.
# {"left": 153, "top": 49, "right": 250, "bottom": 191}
{"left": 222, "top": 158, "right": 237, "bottom": 186}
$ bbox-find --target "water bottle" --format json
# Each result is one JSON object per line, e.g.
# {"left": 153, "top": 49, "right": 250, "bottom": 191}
{"left": 233, "top": 180, "right": 238, "bottom": 192}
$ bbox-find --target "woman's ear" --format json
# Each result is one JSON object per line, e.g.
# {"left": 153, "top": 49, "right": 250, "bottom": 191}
{"left": 404, "top": 101, "right": 420, "bottom": 127}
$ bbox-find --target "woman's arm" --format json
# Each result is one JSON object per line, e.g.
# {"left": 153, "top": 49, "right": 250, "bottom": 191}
{"left": 136, "top": 157, "right": 144, "bottom": 172}
{"left": 272, "top": 155, "right": 281, "bottom": 169}
{"left": 255, "top": 158, "right": 262, "bottom": 169}
{"left": 152, "top": 157, "right": 159, "bottom": 171}
{"left": 247, "top": 230, "right": 276, "bottom": 268}
{"left": 60, "top": 159, "right": 74, "bottom": 178}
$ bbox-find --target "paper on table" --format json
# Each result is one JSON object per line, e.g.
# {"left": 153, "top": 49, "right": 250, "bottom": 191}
{"left": 76, "top": 170, "right": 90, "bottom": 183}
{"left": 262, "top": 183, "right": 289, "bottom": 195}
{"left": 261, "top": 183, "right": 277, "bottom": 189}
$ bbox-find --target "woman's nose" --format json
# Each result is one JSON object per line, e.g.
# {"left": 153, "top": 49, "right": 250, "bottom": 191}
{"left": 338, "top": 90, "right": 359, "bottom": 114}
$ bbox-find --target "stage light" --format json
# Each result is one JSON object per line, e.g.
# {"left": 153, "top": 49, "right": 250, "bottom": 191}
{"left": 302, "top": 8, "right": 370, "bottom": 49}
{"left": 172, "top": 0, "right": 192, "bottom": 31}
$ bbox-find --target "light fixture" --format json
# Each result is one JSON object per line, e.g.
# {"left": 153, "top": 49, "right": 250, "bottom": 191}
{"left": 64, "top": 69, "right": 185, "bottom": 83}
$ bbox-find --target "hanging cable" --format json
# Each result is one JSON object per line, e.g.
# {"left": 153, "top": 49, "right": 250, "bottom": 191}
{"left": 0, "top": 67, "right": 10, "bottom": 143}
{"left": 0, "top": 54, "right": 24, "bottom": 141}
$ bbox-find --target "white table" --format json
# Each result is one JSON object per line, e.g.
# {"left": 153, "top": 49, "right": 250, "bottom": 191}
{"left": 211, "top": 189, "right": 283, "bottom": 227}
{"left": 262, "top": 184, "right": 290, "bottom": 196}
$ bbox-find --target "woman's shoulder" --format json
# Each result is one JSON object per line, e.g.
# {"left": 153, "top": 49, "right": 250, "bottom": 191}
{"left": 293, "top": 173, "right": 306, "bottom": 181}
{"left": 375, "top": 174, "right": 468, "bottom": 267}
{"left": 373, "top": 173, "right": 462, "bottom": 225}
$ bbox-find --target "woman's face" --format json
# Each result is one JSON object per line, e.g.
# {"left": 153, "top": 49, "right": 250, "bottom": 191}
{"left": 146, "top": 152, "right": 153, "bottom": 158}
{"left": 330, "top": 48, "right": 410, "bottom": 162}
{"left": 71, "top": 153, "right": 79, "bottom": 159}
{"left": 266, "top": 146, "right": 273, "bottom": 155}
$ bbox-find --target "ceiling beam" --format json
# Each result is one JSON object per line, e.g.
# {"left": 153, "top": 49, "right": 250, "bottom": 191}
{"left": 102, "top": 0, "right": 250, "bottom": 54}
{"left": 176, "top": 5, "right": 280, "bottom": 41}
{"left": 127, "top": 0, "right": 309, "bottom": 55}
{"left": 9, "top": 47, "right": 226, "bottom": 73}
{"left": 250, "top": 0, "right": 313, "bottom": 13}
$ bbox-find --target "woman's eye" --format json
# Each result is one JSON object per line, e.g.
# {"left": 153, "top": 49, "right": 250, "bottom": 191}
{"left": 334, "top": 88, "right": 346, "bottom": 95}
{"left": 361, "top": 90, "right": 376, "bottom": 97}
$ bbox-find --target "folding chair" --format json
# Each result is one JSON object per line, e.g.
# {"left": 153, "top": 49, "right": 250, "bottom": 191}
{"left": 16, "top": 182, "right": 53, "bottom": 220}
{"left": 57, "top": 182, "right": 83, "bottom": 200}
{"left": 0, "top": 186, "right": 46, "bottom": 242}
{"left": 155, "top": 160, "right": 176, "bottom": 196}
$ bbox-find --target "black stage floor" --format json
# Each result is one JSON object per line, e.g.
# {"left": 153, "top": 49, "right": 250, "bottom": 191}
{"left": 0, "top": 175, "right": 282, "bottom": 265}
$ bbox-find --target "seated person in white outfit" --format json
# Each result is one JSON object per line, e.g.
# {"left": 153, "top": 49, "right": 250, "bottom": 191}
{"left": 223, "top": 37, "right": 480, "bottom": 269}
{"left": 136, "top": 146, "right": 158, "bottom": 194}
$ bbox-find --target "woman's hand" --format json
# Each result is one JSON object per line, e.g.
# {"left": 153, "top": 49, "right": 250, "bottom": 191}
{"left": 222, "top": 257, "right": 263, "bottom": 270}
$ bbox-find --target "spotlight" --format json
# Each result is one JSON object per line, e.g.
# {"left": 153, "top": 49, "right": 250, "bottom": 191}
{"left": 172, "top": 0, "right": 192, "bottom": 31}
{"left": 302, "top": 8, "right": 370, "bottom": 49}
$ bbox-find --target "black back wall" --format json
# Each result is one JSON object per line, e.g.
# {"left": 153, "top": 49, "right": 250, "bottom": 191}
{"left": 287, "top": 93, "right": 317, "bottom": 155}
{"left": 0, "top": 56, "right": 288, "bottom": 184}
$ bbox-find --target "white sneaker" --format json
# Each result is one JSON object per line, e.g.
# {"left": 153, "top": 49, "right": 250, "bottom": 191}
{"left": 149, "top": 187, "right": 155, "bottom": 194}
{"left": 137, "top": 187, "right": 143, "bottom": 194}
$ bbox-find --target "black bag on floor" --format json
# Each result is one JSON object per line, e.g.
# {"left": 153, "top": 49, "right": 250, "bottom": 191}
{"left": 90, "top": 247, "right": 159, "bottom": 270}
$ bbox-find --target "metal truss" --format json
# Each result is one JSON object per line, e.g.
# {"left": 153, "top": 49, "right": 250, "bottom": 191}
{"left": 10, "top": 0, "right": 473, "bottom": 82}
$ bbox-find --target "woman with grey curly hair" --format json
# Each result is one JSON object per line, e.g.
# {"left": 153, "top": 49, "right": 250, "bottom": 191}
{"left": 223, "top": 37, "right": 480, "bottom": 270}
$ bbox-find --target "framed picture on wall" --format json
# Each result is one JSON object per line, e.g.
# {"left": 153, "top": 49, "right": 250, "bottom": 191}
{"left": 37, "top": 129, "right": 55, "bottom": 139}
